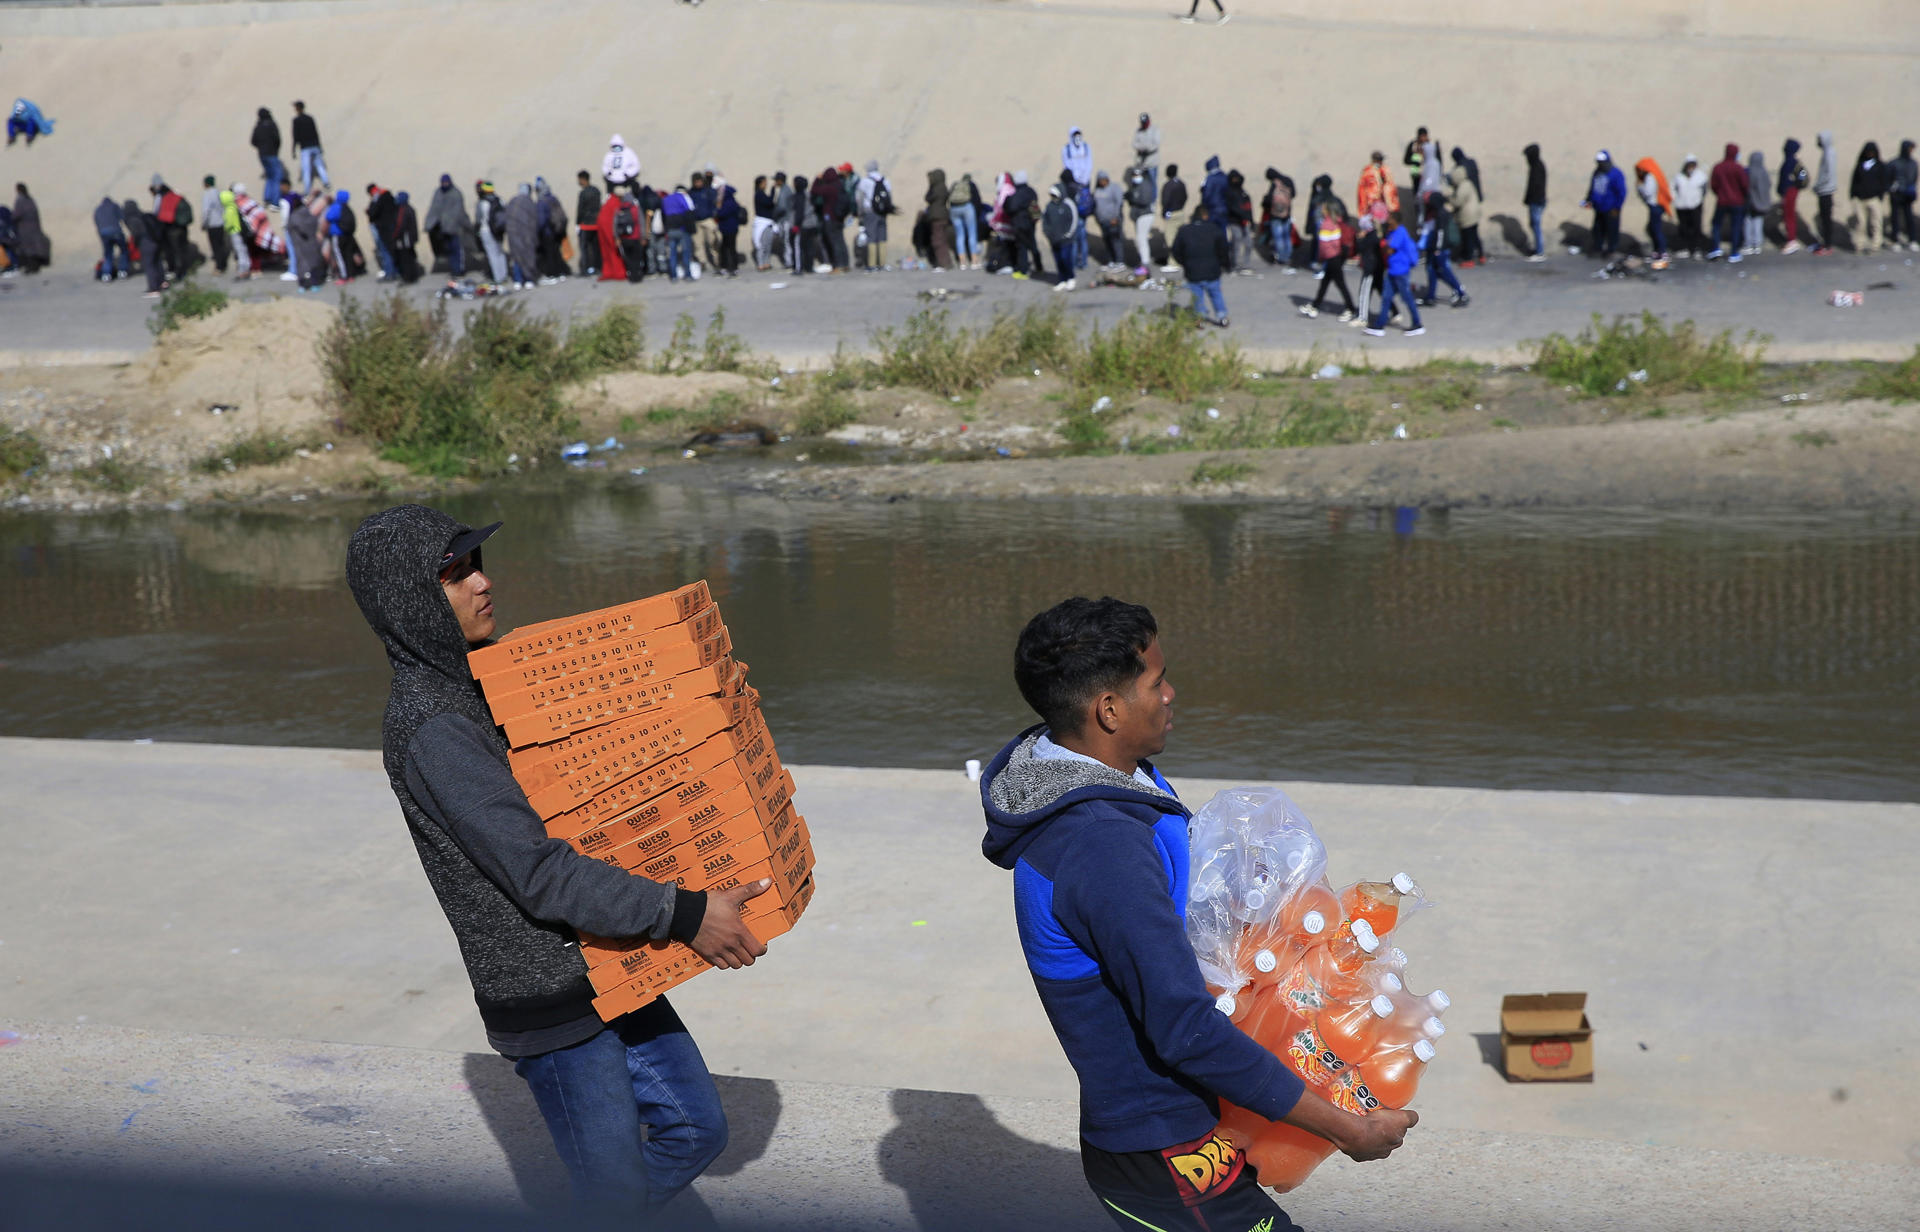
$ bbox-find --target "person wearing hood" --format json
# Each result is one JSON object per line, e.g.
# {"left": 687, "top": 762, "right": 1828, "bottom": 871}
{"left": 603, "top": 135, "right": 640, "bottom": 196}
{"left": 1890, "top": 140, "right": 1919, "bottom": 252}
{"left": 346, "top": 507, "right": 759, "bottom": 1221}
{"left": 1061, "top": 127, "right": 1093, "bottom": 194}
{"left": 1260, "top": 166, "right": 1297, "bottom": 271}
{"left": 390, "top": 190, "right": 422, "bottom": 284}
{"left": 1418, "top": 189, "right": 1468, "bottom": 309}
{"left": 285, "top": 190, "right": 325, "bottom": 293}
{"left": 1706, "top": 143, "right": 1747, "bottom": 262}
{"left": 249, "top": 108, "right": 284, "bottom": 198}
{"left": 93, "top": 197, "right": 130, "bottom": 281}
{"left": 502, "top": 183, "right": 540, "bottom": 288}
{"left": 1416, "top": 133, "right": 1445, "bottom": 211}
{"left": 332, "top": 189, "right": 367, "bottom": 281}
{"left": 473, "top": 181, "right": 510, "bottom": 284}
{"left": 980, "top": 599, "right": 1410, "bottom": 1232}
{"left": 1523, "top": 144, "right": 1549, "bottom": 260}
{"left": 1171, "top": 202, "right": 1230, "bottom": 324}
{"left": 1850, "top": 141, "right": 1894, "bottom": 251}
{"left": 1356, "top": 151, "right": 1399, "bottom": 232}
{"left": 1581, "top": 150, "right": 1627, "bottom": 257}
{"left": 290, "top": 101, "right": 329, "bottom": 194}
{"left": 1777, "top": 139, "right": 1810, "bottom": 254}
{"left": 1003, "top": 169, "right": 1041, "bottom": 279}
{"left": 1220, "top": 168, "right": 1254, "bottom": 274}
{"left": 1122, "top": 166, "right": 1155, "bottom": 273}
{"left": 922, "top": 169, "right": 955, "bottom": 270}
{"left": 150, "top": 175, "right": 196, "bottom": 278}
{"left": 534, "top": 177, "right": 569, "bottom": 281}
{"left": 1450, "top": 146, "right": 1483, "bottom": 202}
{"left": 1130, "top": 113, "right": 1160, "bottom": 200}
{"left": 576, "top": 171, "right": 603, "bottom": 277}
{"left": 7, "top": 98, "right": 53, "bottom": 147}
{"left": 1199, "top": 156, "right": 1229, "bottom": 234}
{"left": 1299, "top": 198, "right": 1358, "bottom": 321}
{"left": 1088, "top": 170, "right": 1123, "bottom": 267}
{"left": 1633, "top": 157, "right": 1673, "bottom": 268}
{"left": 424, "top": 175, "right": 469, "bottom": 277}
{"left": 1365, "top": 206, "right": 1422, "bottom": 336}
{"left": 1670, "top": 154, "right": 1708, "bottom": 258}
{"left": 814, "top": 167, "right": 851, "bottom": 272}
{"left": 1042, "top": 182, "right": 1079, "bottom": 290}
{"left": 1813, "top": 131, "right": 1839, "bottom": 252}
{"left": 365, "top": 183, "right": 400, "bottom": 281}
{"left": 1301, "top": 173, "right": 1338, "bottom": 273}
{"left": 715, "top": 180, "right": 744, "bottom": 277}
{"left": 594, "top": 184, "right": 643, "bottom": 283}
{"left": 219, "top": 187, "right": 249, "bottom": 279}
{"left": 1447, "top": 161, "right": 1483, "bottom": 266}
{"left": 122, "top": 195, "right": 165, "bottom": 293}
{"left": 855, "top": 160, "right": 894, "bottom": 270}
{"left": 1743, "top": 150, "right": 1771, "bottom": 256}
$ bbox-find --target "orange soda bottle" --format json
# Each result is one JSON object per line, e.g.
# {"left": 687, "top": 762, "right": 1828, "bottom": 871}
{"left": 1245, "top": 1119, "right": 1338, "bottom": 1193}
{"left": 1361, "top": 1037, "right": 1436, "bottom": 1109}
{"left": 1320, "top": 993, "right": 1396, "bottom": 1073}
{"left": 1279, "top": 917, "right": 1379, "bottom": 1014}
{"left": 1338, "top": 872, "right": 1421, "bottom": 939}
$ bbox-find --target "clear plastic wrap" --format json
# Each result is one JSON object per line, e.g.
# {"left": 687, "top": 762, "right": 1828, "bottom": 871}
{"left": 1185, "top": 787, "right": 1329, "bottom": 999}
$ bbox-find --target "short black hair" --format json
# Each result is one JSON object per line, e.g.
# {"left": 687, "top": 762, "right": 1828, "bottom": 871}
{"left": 1014, "top": 597, "right": 1158, "bottom": 737}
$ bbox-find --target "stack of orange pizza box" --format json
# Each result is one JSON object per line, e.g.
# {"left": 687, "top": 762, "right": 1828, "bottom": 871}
{"left": 466, "top": 579, "right": 816, "bottom": 1021}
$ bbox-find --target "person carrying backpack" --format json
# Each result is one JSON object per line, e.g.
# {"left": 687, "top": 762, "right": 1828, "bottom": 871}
{"left": 1124, "top": 166, "right": 1155, "bottom": 273}
{"left": 473, "top": 181, "right": 510, "bottom": 284}
{"left": 1042, "top": 183, "right": 1079, "bottom": 290}
{"left": 949, "top": 172, "right": 981, "bottom": 270}
{"left": 1418, "top": 190, "right": 1468, "bottom": 308}
{"left": 1261, "top": 167, "right": 1296, "bottom": 270}
{"left": 1299, "top": 200, "right": 1357, "bottom": 321}
{"left": 858, "top": 160, "right": 896, "bottom": 270}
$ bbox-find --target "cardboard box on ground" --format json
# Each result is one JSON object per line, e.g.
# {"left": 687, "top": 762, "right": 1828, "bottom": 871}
{"left": 1500, "top": 992, "right": 1593, "bottom": 1082}
{"left": 468, "top": 580, "right": 816, "bottom": 1020}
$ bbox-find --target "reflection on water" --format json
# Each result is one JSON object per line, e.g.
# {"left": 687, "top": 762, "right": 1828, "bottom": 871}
{"left": 3, "top": 487, "right": 1916, "bottom": 801}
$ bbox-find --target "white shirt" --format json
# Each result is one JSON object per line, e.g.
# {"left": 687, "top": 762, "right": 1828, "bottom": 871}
{"left": 1033, "top": 733, "right": 1159, "bottom": 791}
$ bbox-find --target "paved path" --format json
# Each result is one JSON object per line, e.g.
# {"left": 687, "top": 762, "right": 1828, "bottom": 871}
{"left": 5, "top": 736, "right": 1918, "bottom": 1173}
{"left": 3, "top": 246, "right": 1917, "bottom": 370}
{"left": 4, "top": 1020, "right": 1915, "bottom": 1231}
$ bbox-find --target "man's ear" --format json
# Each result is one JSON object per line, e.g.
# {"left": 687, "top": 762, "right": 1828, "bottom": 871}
{"left": 1091, "top": 690, "right": 1122, "bottom": 736}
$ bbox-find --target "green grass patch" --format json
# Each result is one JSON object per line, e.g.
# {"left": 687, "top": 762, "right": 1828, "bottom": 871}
{"left": 869, "top": 303, "right": 1085, "bottom": 397}
{"left": 0, "top": 425, "right": 47, "bottom": 482}
{"left": 1791, "top": 429, "right": 1836, "bottom": 447}
{"left": 322, "top": 295, "right": 620, "bottom": 476}
{"left": 564, "top": 304, "right": 645, "bottom": 377}
{"left": 650, "top": 308, "right": 773, "bottom": 377}
{"left": 1076, "top": 308, "right": 1246, "bottom": 402}
{"left": 192, "top": 430, "right": 326, "bottom": 474}
{"left": 1534, "top": 312, "right": 1766, "bottom": 397}
{"left": 1847, "top": 347, "right": 1920, "bottom": 403}
{"left": 148, "top": 278, "right": 229, "bottom": 336}
{"left": 80, "top": 456, "right": 155, "bottom": 494}
{"left": 1191, "top": 459, "right": 1255, "bottom": 484}
{"left": 790, "top": 383, "right": 858, "bottom": 436}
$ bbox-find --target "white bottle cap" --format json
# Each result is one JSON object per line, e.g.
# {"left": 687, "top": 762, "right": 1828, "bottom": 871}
{"left": 1254, "top": 949, "right": 1278, "bottom": 974}
{"left": 1379, "top": 972, "right": 1405, "bottom": 993}
{"left": 1413, "top": 1039, "right": 1437, "bottom": 1063}
{"left": 1423, "top": 1016, "right": 1447, "bottom": 1038}
{"left": 1427, "top": 990, "right": 1451, "bottom": 1013}
{"left": 1215, "top": 993, "right": 1237, "bottom": 1016}
{"left": 1243, "top": 887, "right": 1268, "bottom": 914}
{"left": 1350, "top": 919, "right": 1380, "bottom": 953}
{"left": 1386, "top": 947, "right": 1409, "bottom": 968}
{"left": 1391, "top": 872, "right": 1418, "bottom": 896}
{"left": 1301, "top": 910, "right": 1327, "bottom": 935}
{"left": 1286, "top": 849, "right": 1307, "bottom": 871}
{"left": 1370, "top": 994, "right": 1395, "bottom": 1018}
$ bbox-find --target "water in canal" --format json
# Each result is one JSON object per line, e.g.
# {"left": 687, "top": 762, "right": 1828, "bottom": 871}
{"left": 3, "top": 483, "right": 1915, "bottom": 801}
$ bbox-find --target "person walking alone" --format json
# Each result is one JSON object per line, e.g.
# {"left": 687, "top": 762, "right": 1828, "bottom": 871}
{"left": 290, "top": 101, "right": 329, "bottom": 194}
{"left": 1523, "top": 143, "right": 1549, "bottom": 260}
{"left": 1180, "top": 0, "right": 1228, "bottom": 23}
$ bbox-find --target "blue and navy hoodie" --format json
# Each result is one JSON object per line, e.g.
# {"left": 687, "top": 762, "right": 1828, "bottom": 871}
{"left": 981, "top": 725, "right": 1305, "bottom": 1154}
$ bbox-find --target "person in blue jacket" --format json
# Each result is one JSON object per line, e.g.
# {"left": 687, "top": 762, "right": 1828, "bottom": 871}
{"left": 1365, "top": 205, "right": 1424, "bottom": 337}
{"left": 981, "top": 597, "right": 1416, "bottom": 1232}
{"left": 1582, "top": 150, "right": 1628, "bottom": 257}
{"left": 7, "top": 99, "right": 53, "bottom": 146}
{"left": 1200, "top": 156, "right": 1230, "bottom": 228}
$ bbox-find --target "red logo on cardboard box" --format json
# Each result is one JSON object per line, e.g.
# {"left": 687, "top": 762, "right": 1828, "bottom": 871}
{"left": 1530, "top": 1039, "right": 1574, "bottom": 1069}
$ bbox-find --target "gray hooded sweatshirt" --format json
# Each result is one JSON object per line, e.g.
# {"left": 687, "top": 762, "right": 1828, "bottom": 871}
{"left": 1815, "top": 131, "right": 1839, "bottom": 197}
{"left": 346, "top": 504, "right": 702, "bottom": 1056}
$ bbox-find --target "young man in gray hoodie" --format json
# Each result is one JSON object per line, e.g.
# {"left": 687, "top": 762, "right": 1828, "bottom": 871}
{"left": 346, "top": 505, "right": 769, "bottom": 1220}
{"left": 1813, "top": 131, "right": 1839, "bottom": 253}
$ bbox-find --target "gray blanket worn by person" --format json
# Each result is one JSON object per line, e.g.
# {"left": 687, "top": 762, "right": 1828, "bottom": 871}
{"left": 505, "top": 185, "right": 540, "bottom": 285}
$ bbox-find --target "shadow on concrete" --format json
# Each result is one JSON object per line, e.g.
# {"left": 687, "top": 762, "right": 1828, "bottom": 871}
{"left": 707, "top": 1075, "right": 783, "bottom": 1177}
{"left": 1557, "top": 219, "right": 1591, "bottom": 253}
{"left": 1471, "top": 1031, "right": 1508, "bottom": 1077}
{"left": 1488, "top": 212, "right": 1531, "bottom": 255}
{"left": 877, "top": 1087, "right": 1096, "bottom": 1232}
{"left": 461, "top": 1053, "right": 570, "bottom": 1211}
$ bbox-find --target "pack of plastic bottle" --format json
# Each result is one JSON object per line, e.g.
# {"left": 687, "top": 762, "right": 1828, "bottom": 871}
{"left": 1185, "top": 788, "right": 1441, "bottom": 1192}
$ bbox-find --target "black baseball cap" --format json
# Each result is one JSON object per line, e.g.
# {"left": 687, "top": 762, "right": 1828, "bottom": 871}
{"left": 440, "top": 521, "right": 501, "bottom": 573}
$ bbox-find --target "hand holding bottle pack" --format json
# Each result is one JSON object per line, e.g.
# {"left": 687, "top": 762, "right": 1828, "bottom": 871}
{"left": 1185, "top": 787, "right": 1441, "bottom": 1192}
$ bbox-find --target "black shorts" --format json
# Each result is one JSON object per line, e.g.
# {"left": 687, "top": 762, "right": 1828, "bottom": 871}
{"left": 1082, "top": 1129, "right": 1302, "bottom": 1232}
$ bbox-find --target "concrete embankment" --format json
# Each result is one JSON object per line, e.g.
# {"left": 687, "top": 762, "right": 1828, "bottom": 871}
{"left": 3, "top": 737, "right": 1918, "bottom": 1226}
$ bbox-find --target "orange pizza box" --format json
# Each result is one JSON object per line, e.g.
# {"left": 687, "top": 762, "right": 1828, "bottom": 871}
{"left": 516, "top": 697, "right": 736, "bottom": 817}
{"left": 587, "top": 874, "right": 817, "bottom": 1009}
{"left": 508, "top": 686, "right": 759, "bottom": 791}
{"left": 625, "top": 814, "right": 774, "bottom": 893}
{"left": 482, "top": 628, "right": 734, "bottom": 723}
{"left": 475, "top": 603, "right": 725, "bottom": 689}
{"left": 543, "top": 711, "right": 774, "bottom": 840}
{"left": 467, "top": 581, "right": 712, "bottom": 677}
{"left": 703, "top": 824, "right": 815, "bottom": 906}
{"left": 747, "top": 872, "right": 816, "bottom": 944}
{"left": 585, "top": 761, "right": 797, "bottom": 870}
{"left": 499, "top": 657, "right": 747, "bottom": 749}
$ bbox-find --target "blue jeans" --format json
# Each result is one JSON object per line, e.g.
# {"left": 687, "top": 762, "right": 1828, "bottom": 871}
{"left": 950, "top": 206, "right": 978, "bottom": 260}
{"left": 1711, "top": 204, "right": 1744, "bottom": 252}
{"left": 299, "top": 147, "right": 330, "bottom": 192}
{"left": 1372, "top": 272, "right": 1422, "bottom": 330}
{"left": 1425, "top": 251, "right": 1464, "bottom": 300}
{"left": 1268, "top": 218, "right": 1293, "bottom": 264}
{"left": 258, "top": 154, "right": 286, "bottom": 198}
{"left": 1051, "top": 240, "right": 1075, "bottom": 284}
{"left": 667, "top": 229, "right": 693, "bottom": 279}
{"left": 373, "top": 233, "right": 397, "bottom": 278}
{"left": 1528, "top": 203, "right": 1544, "bottom": 255}
{"left": 1646, "top": 204, "right": 1668, "bottom": 256}
{"left": 1188, "top": 277, "right": 1225, "bottom": 319}
{"left": 98, "top": 232, "right": 130, "bottom": 276}
{"left": 1073, "top": 218, "right": 1088, "bottom": 269}
{"left": 512, "top": 999, "right": 727, "bottom": 1217}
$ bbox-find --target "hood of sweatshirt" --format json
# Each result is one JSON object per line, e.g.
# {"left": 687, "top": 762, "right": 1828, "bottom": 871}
{"left": 1723, "top": 143, "right": 1740, "bottom": 162}
{"left": 1205, "top": 155, "right": 1221, "bottom": 173}
{"left": 347, "top": 504, "right": 483, "bottom": 689}
{"left": 1524, "top": 143, "right": 1541, "bottom": 163}
{"left": 1904, "top": 141, "right": 1916, "bottom": 159}
{"left": 1784, "top": 138, "right": 1801, "bottom": 161}
{"left": 980, "top": 725, "right": 1184, "bottom": 870}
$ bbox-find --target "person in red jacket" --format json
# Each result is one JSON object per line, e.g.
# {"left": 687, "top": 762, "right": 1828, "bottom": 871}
{"left": 1707, "top": 143, "right": 1748, "bottom": 263}
{"left": 596, "top": 187, "right": 644, "bottom": 283}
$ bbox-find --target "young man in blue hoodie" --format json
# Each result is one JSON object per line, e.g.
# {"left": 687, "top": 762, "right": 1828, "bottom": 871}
{"left": 981, "top": 598, "right": 1416, "bottom": 1232}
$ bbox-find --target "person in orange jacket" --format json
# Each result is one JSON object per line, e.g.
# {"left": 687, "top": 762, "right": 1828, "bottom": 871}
{"left": 1357, "top": 151, "right": 1400, "bottom": 223}
{"left": 1633, "top": 157, "right": 1673, "bottom": 268}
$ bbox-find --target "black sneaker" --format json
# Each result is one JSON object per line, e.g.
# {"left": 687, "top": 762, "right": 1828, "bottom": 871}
{"left": 1451, "top": 293, "right": 1469, "bottom": 308}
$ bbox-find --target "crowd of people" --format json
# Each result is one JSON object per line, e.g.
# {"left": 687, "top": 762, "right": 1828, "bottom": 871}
{"left": 40, "top": 101, "right": 1920, "bottom": 337}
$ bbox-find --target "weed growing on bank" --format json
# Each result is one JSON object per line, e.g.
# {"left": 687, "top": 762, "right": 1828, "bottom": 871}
{"left": 193, "top": 430, "right": 328, "bottom": 474}
{"left": 1076, "top": 308, "right": 1246, "bottom": 402}
{"left": 1847, "top": 346, "right": 1920, "bottom": 403}
{"left": 1534, "top": 312, "right": 1766, "bottom": 396}
{"left": 80, "top": 456, "right": 156, "bottom": 494}
{"left": 0, "top": 425, "right": 48, "bottom": 482}
{"left": 651, "top": 308, "right": 772, "bottom": 377}
{"left": 1191, "top": 459, "right": 1255, "bottom": 484}
{"left": 148, "top": 278, "right": 229, "bottom": 335}
{"left": 564, "top": 304, "right": 645, "bottom": 376}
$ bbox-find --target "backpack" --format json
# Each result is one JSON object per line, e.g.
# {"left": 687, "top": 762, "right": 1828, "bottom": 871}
{"left": 614, "top": 204, "right": 637, "bottom": 239}
{"left": 176, "top": 197, "right": 193, "bottom": 227}
{"left": 949, "top": 180, "right": 971, "bottom": 208}
{"left": 1793, "top": 164, "right": 1810, "bottom": 189}
{"left": 870, "top": 178, "right": 895, "bottom": 216}
{"left": 1316, "top": 221, "right": 1343, "bottom": 260}
{"left": 1127, "top": 175, "right": 1154, "bottom": 210}
{"left": 487, "top": 201, "right": 506, "bottom": 239}
{"left": 1268, "top": 181, "right": 1293, "bottom": 218}
{"left": 1043, "top": 198, "right": 1074, "bottom": 244}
